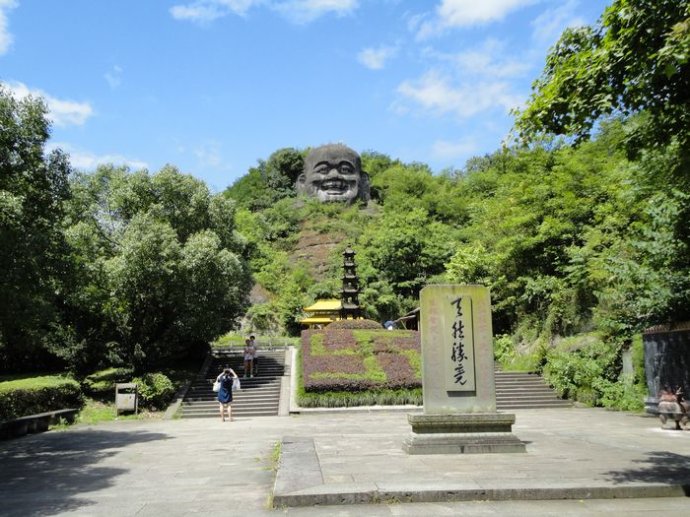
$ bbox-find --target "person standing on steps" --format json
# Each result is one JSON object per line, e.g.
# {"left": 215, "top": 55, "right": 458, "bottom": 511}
{"left": 249, "top": 334, "right": 259, "bottom": 376}
{"left": 243, "top": 338, "right": 256, "bottom": 378}
{"left": 216, "top": 367, "right": 238, "bottom": 422}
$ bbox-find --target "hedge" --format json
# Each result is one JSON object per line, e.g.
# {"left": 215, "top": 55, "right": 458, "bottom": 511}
{"left": 0, "top": 376, "right": 84, "bottom": 421}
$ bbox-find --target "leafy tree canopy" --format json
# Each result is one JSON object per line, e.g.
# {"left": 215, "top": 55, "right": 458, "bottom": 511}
{"left": 0, "top": 86, "right": 72, "bottom": 370}
{"left": 59, "top": 165, "right": 251, "bottom": 373}
{"left": 515, "top": 0, "right": 690, "bottom": 169}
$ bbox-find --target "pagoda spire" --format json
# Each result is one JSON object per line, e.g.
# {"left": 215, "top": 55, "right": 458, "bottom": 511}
{"left": 340, "top": 245, "right": 362, "bottom": 320}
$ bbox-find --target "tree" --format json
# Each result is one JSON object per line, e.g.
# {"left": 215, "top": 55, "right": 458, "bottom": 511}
{"left": 514, "top": 0, "right": 690, "bottom": 332}
{"left": 358, "top": 207, "right": 455, "bottom": 301}
{"left": 445, "top": 129, "right": 631, "bottom": 337}
{"left": 515, "top": 0, "right": 690, "bottom": 168}
{"left": 224, "top": 147, "right": 305, "bottom": 211}
{"left": 62, "top": 165, "right": 251, "bottom": 372}
{"left": 0, "top": 85, "right": 72, "bottom": 371}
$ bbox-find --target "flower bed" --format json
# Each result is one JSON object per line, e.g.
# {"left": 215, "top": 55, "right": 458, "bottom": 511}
{"left": 300, "top": 327, "right": 421, "bottom": 393}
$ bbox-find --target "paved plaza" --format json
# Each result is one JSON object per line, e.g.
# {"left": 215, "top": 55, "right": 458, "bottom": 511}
{"left": 1, "top": 407, "right": 689, "bottom": 516}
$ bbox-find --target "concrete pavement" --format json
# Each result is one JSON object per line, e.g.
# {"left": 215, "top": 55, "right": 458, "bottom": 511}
{"left": 1, "top": 407, "right": 689, "bottom": 516}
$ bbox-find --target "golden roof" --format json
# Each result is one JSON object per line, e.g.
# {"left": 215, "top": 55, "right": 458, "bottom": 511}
{"left": 303, "top": 299, "right": 341, "bottom": 312}
{"left": 299, "top": 317, "right": 337, "bottom": 324}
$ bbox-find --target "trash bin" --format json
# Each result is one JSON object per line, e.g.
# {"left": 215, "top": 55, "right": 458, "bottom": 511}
{"left": 115, "top": 383, "right": 138, "bottom": 415}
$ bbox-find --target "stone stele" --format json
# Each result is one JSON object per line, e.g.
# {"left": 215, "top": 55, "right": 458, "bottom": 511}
{"left": 296, "top": 144, "right": 370, "bottom": 204}
{"left": 403, "top": 284, "right": 525, "bottom": 454}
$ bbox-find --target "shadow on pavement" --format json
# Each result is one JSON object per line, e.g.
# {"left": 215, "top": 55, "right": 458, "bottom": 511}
{"left": 0, "top": 428, "right": 170, "bottom": 516}
{"left": 605, "top": 450, "right": 690, "bottom": 494}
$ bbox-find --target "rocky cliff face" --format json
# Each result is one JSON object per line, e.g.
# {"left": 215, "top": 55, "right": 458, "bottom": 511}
{"left": 291, "top": 226, "right": 346, "bottom": 280}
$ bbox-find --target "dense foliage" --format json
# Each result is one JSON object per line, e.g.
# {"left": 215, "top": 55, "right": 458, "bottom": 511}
{"left": 226, "top": 120, "right": 688, "bottom": 349}
{"left": 515, "top": 0, "right": 690, "bottom": 166}
{"left": 0, "top": 87, "right": 72, "bottom": 371}
{"left": 511, "top": 0, "right": 690, "bottom": 335}
{"left": 61, "top": 165, "right": 252, "bottom": 373}
{"left": 0, "top": 86, "right": 251, "bottom": 376}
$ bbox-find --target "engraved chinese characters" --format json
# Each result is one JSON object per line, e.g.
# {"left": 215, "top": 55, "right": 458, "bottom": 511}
{"left": 447, "top": 296, "right": 476, "bottom": 391}
{"left": 420, "top": 285, "right": 494, "bottom": 413}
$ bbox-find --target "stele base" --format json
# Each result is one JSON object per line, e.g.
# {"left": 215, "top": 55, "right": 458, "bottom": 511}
{"left": 403, "top": 412, "right": 526, "bottom": 454}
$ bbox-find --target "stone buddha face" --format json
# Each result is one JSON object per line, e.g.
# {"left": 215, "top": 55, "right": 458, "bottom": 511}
{"left": 297, "top": 144, "right": 370, "bottom": 204}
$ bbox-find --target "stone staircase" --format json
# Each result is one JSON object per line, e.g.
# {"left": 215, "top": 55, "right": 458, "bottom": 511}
{"left": 495, "top": 370, "right": 572, "bottom": 409}
{"left": 179, "top": 348, "right": 287, "bottom": 418}
{"left": 179, "top": 350, "right": 567, "bottom": 416}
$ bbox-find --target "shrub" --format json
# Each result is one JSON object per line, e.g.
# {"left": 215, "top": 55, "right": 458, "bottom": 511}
{"left": 212, "top": 333, "right": 246, "bottom": 348}
{"left": 0, "top": 376, "right": 84, "bottom": 421}
{"left": 298, "top": 388, "right": 422, "bottom": 408}
{"left": 131, "top": 372, "right": 175, "bottom": 410}
{"left": 82, "top": 367, "right": 134, "bottom": 397}
{"left": 542, "top": 334, "right": 646, "bottom": 410}
{"left": 493, "top": 334, "right": 514, "bottom": 366}
{"left": 592, "top": 378, "right": 646, "bottom": 411}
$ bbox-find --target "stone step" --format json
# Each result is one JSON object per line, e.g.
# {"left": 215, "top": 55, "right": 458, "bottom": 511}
{"left": 497, "top": 400, "right": 573, "bottom": 409}
{"left": 180, "top": 348, "right": 288, "bottom": 419}
{"left": 203, "top": 377, "right": 284, "bottom": 384}
{"left": 181, "top": 399, "right": 280, "bottom": 413}
{"left": 181, "top": 408, "right": 278, "bottom": 418}
{"left": 494, "top": 370, "right": 570, "bottom": 409}
{"left": 496, "top": 386, "right": 560, "bottom": 393}
{"left": 184, "top": 391, "right": 281, "bottom": 403}
{"left": 184, "top": 393, "right": 280, "bottom": 403}
{"left": 496, "top": 380, "right": 553, "bottom": 387}
{"left": 182, "top": 399, "right": 279, "bottom": 409}
{"left": 496, "top": 394, "right": 564, "bottom": 402}
{"left": 184, "top": 396, "right": 279, "bottom": 404}
{"left": 495, "top": 376, "right": 549, "bottom": 382}
{"left": 495, "top": 376, "right": 552, "bottom": 383}
{"left": 496, "top": 393, "right": 570, "bottom": 402}
{"left": 181, "top": 401, "right": 279, "bottom": 412}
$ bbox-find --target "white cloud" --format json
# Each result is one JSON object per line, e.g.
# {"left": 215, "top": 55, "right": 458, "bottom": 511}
{"left": 0, "top": 0, "right": 17, "bottom": 55}
{"left": 394, "top": 35, "right": 532, "bottom": 121}
{"left": 6, "top": 82, "right": 94, "bottom": 127}
{"left": 170, "top": 0, "right": 259, "bottom": 23}
{"left": 273, "top": 0, "right": 359, "bottom": 24}
{"left": 531, "top": 0, "right": 585, "bottom": 45}
{"left": 439, "top": 0, "right": 538, "bottom": 26}
{"left": 395, "top": 70, "right": 521, "bottom": 119}
{"left": 357, "top": 44, "right": 398, "bottom": 70}
{"left": 432, "top": 138, "right": 477, "bottom": 160}
{"left": 194, "top": 141, "right": 225, "bottom": 168}
{"left": 104, "top": 65, "right": 123, "bottom": 89}
{"left": 433, "top": 38, "right": 530, "bottom": 79}
{"left": 397, "top": 4, "right": 558, "bottom": 124}
{"left": 49, "top": 142, "right": 148, "bottom": 171}
{"left": 170, "top": 0, "right": 358, "bottom": 24}
{"left": 416, "top": 0, "right": 540, "bottom": 39}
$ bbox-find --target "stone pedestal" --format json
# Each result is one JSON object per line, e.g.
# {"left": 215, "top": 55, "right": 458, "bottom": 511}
{"left": 403, "top": 413, "right": 526, "bottom": 454}
{"left": 643, "top": 322, "right": 690, "bottom": 414}
{"left": 404, "top": 285, "right": 524, "bottom": 455}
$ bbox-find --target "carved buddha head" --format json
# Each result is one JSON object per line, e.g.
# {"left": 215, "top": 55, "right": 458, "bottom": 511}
{"left": 297, "top": 144, "right": 370, "bottom": 204}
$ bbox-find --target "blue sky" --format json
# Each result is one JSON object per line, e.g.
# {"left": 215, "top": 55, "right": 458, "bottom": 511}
{"left": 1, "top": 0, "right": 610, "bottom": 192}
